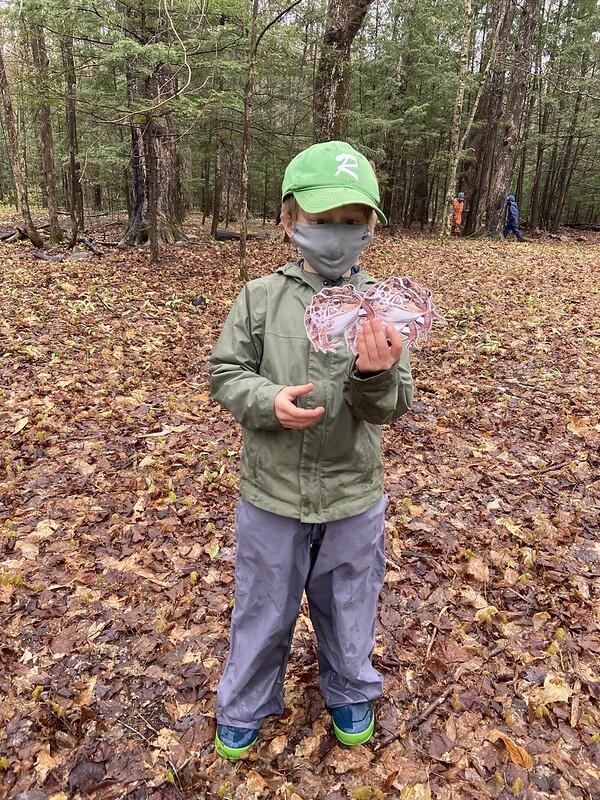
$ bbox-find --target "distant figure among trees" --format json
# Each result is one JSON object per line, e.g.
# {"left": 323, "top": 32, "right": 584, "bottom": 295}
{"left": 503, "top": 194, "right": 524, "bottom": 241}
{"left": 451, "top": 192, "right": 465, "bottom": 236}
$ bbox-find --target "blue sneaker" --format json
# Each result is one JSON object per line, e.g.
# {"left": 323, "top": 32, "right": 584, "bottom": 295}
{"left": 215, "top": 724, "right": 259, "bottom": 760}
{"left": 331, "top": 702, "right": 375, "bottom": 746}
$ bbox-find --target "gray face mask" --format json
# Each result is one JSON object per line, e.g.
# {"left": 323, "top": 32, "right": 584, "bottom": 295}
{"left": 292, "top": 222, "right": 372, "bottom": 280}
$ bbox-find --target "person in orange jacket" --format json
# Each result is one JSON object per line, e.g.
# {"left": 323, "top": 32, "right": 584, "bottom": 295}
{"left": 451, "top": 192, "right": 465, "bottom": 235}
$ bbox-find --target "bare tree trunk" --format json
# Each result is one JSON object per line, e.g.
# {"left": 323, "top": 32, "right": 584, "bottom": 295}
{"left": 440, "top": 0, "right": 472, "bottom": 237}
{"left": 380, "top": 1, "right": 415, "bottom": 225}
{"left": 119, "top": 2, "right": 185, "bottom": 251}
{"left": 485, "top": 0, "right": 540, "bottom": 236}
{"left": 528, "top": 23, "right": 551, "bottom": 232}
{"left": 30, "top": 26, "right": 62, "bottom": 242}
{"left": 138, "top": 108, "right": 184, "bottom": 254}
{"left": 202, "top": 151, "right": 210, "bottom": 225}
{"left": 262, "top": 159, "right": 269, "bottom": 226}
{"left": 225, "top": 162, "right": 233, "bottom": 228}
{"left": 239, "top": 0, "right": 260, "bottom": 280}
{"left": 515, "top": 89, "right": 535, "bottom": 220}
{"left": 0, "top": 27, "right": 44, "bottom": 248}
{"left": 122, "top": 124, "right": 147, "bottom": 244}
{"left": 547, "top": 54, "right": 587, "bottom": 232}
{"left": 145, "top": 116, "right": 159, "bottom": 264}
{"left": 61, "top": 33, "right": 84, "bottom": 243}
{"left": 413, "top": 160, "right": 428, "bottom": 230}
{"left": 237, "top": 0, "right": 303, "bottom": 272}
{"left": 462, "top": 0, "right": 514, "bottom": 235}
{"left": 313, "top": 0, "right": 374, "bottom": 142}
{"left": 211, "top": 101, "right": 223, "bottom": 239}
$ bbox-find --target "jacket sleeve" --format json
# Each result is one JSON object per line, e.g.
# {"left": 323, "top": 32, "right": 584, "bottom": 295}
{"left": 343, "top": 347, "right": 413, "bottom": 424}
{"left": 208, "top": 283, "right": 286, "bottom": 431}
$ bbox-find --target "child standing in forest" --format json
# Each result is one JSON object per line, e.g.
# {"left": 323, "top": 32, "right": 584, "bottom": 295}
{"left": 451, "top": 191, "right": 465, "bottom": 235}
{"left": 503, "top": 194, "right": 524, "bottom": 240}
{"left": 208, "top": 141, "right": 413, "bottom": 760}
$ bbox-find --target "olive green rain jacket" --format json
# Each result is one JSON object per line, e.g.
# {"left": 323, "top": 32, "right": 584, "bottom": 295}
{"left": 208, "top": 262, "right": 413, "bottom": 523}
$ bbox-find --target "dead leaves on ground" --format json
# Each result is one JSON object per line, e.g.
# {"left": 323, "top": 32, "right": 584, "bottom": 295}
{"left": 0, "top": 226, "right": 599, "bottom": 798}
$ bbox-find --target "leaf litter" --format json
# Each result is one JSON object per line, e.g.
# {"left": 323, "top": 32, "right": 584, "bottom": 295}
{"left": 0, "top": 229, "right": 599, "bottom": 799}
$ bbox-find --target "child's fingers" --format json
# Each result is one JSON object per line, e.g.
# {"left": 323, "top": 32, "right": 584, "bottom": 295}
{"left": 281, "top": 406, "right": 325, "bottom": 429}
{"left": 363, "top": 320, "right": 387, "bottom": 362}
{"left": 285, "top": 402, "right": 324, "bottom": 420}
{"left": 287, "top": 383, "right": 314, "bottom": 399}
{"left": 385, "top": 325, "right": 404, "bottom": 359}
{"left": 371, "top": 320, "right": 391, "bottom": 360}
{"left": 285, "top": 413, "right": 324, "bottom": 429}
{"left": 355, "top": 329, "right": 367, "bottom": 357}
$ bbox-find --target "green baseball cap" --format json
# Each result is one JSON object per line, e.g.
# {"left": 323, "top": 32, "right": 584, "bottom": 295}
{"left": 282, "top": 140, "right": 387, "bottom": 225}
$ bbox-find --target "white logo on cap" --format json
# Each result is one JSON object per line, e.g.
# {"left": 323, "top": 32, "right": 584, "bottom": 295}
{"left": 335, "top": 153, "right": 359, "bottom": 180}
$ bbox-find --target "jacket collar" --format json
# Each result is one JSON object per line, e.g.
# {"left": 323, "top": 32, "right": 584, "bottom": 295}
{"left": 276, "top": 259, "right": 370, "bottom": 292}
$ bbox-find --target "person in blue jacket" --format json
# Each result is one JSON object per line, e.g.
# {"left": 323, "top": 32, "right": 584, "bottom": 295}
{"left": 503, "top": 195, "right": 524, "bottom": 240}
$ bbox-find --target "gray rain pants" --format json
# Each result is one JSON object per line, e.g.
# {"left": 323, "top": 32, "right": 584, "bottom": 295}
{"left": 216, "top": 494, "right": 387, "bottom": 730}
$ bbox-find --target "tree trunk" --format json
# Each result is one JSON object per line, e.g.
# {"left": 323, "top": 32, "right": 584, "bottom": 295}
{"left": 61, "top": 33, "right": 84, "bottom": 242}
{"left": 313, "top": 0, "right": 374, "bottom": 142}
{"left": 412, "top": 160, "right": 428, "bottom": 230}
{"left": 92, "top": 175, "right": 103, "bottom": 212}
{"left": 239, "top": 0, "right": 260, "bottom": 280}
{"left": 440, "top": 0, "right": 472, "bottom": 237}
{"left": 539, "top": 116, "right": 562, "bottom": 229}
{"left": 211, "top": 103, "right": 223, "bottom": 239}
{"left": 30, "top": 26, "right": 62, "bottom": 242}
{"left": 202, "top": 151, "right": 210, "bottom": 225}
{"left": 262, "top": 160, "right": 269, "bottom": 226}
{"left": 462, "top": 0, "right": 514, "bottom": 235}
{"left": 485, "top": 0, "right": 540, "bottom": 236}
{"left": 528, "top": 30, "right": 551, "bottom": 231}
{"left": 119, "top": 2, "right": 185, "bottom": 252}
{"left": 0, "top": 26, "right": 44, "bottom": 248}
{"left": 547, "top": 54, "right": 587, "bottom": 232}
{"left": 145, "top": 116, "right": 159, "bottom": 263}
{"left": 122, "top": 124, "right": 147, "bottom": 244}
{"left": 381, "top": 2, "right": 416, "bottom": 225}
{"left": 515, "top": 88, "right": 535, "bottom": 221}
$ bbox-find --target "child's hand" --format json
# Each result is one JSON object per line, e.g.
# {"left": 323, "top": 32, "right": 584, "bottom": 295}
{"left": 275, "top": 383, "right": 325, "bottom": 429}
{"left": 355, "top": 320, "right": 403, "bottom": 373}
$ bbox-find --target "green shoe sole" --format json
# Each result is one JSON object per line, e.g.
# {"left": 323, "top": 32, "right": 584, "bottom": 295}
{"left": 214, "top": 732, "right": 257, "bottom": 760}
{"left": 333, "top": 712, "right": 375, "bottom": 747}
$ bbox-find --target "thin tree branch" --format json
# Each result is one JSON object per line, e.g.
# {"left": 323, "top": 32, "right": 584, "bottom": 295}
{"left": 255, "top": 0, "right": 304, "bottom": 52}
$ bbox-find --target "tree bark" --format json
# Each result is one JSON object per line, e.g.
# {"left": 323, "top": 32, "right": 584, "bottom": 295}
{"left": 380, "top": 1, "right": 416, "bottom": 225}
{"left": 440, "top": 0, "right": 473, "bottom": 237}
{"left": 313, "top": 0, "right": 374, "bottom": 142}
{"left": 0, "top": 26, "right": 44, "bottom": 248}
{"left": 528, "top": 16, "right": 551, "bottom": 232}
{"left": 123, "top": 124, "right": 147, "bottom": 244}
{"left": 485, "top": 0, "right": 540, "bottom": 236}
{"left": 412, "top": 160, "right": 428, "bottom": 230}
{"left": 462, "top": 0, "right": 514, "bottom": 235}
{"left": 211, "top": 89, "right": 224, "bottom": 239}
{"left": 547, "top": 54, "right": 587, "bottom": 232}
{"left": 239, "top": 0, "right": 260, "bottom": 280}
{"left": 119, "top": 2, "right": 185, "bottom": 251}
{"left": 29, "top": 26, "right": 62, "bottom": 242}
{"left": 61, "top": 33, "right": 84, "bottom": 242}
{"left": 145, "top": 115, "right": 159, "bottom": 263}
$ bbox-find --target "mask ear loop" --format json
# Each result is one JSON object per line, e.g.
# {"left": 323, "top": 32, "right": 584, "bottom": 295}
{"left": 290, "top": 224, "right": 303, "bottom": 267}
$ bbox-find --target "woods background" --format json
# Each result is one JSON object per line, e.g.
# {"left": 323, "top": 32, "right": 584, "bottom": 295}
{"left": 0, "top": 0, "right": 598, "bottom": 256}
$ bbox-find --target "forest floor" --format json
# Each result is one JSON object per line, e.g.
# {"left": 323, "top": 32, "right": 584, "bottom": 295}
{"left": 1, "top": 221, "right": 599, "bottom": 800}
